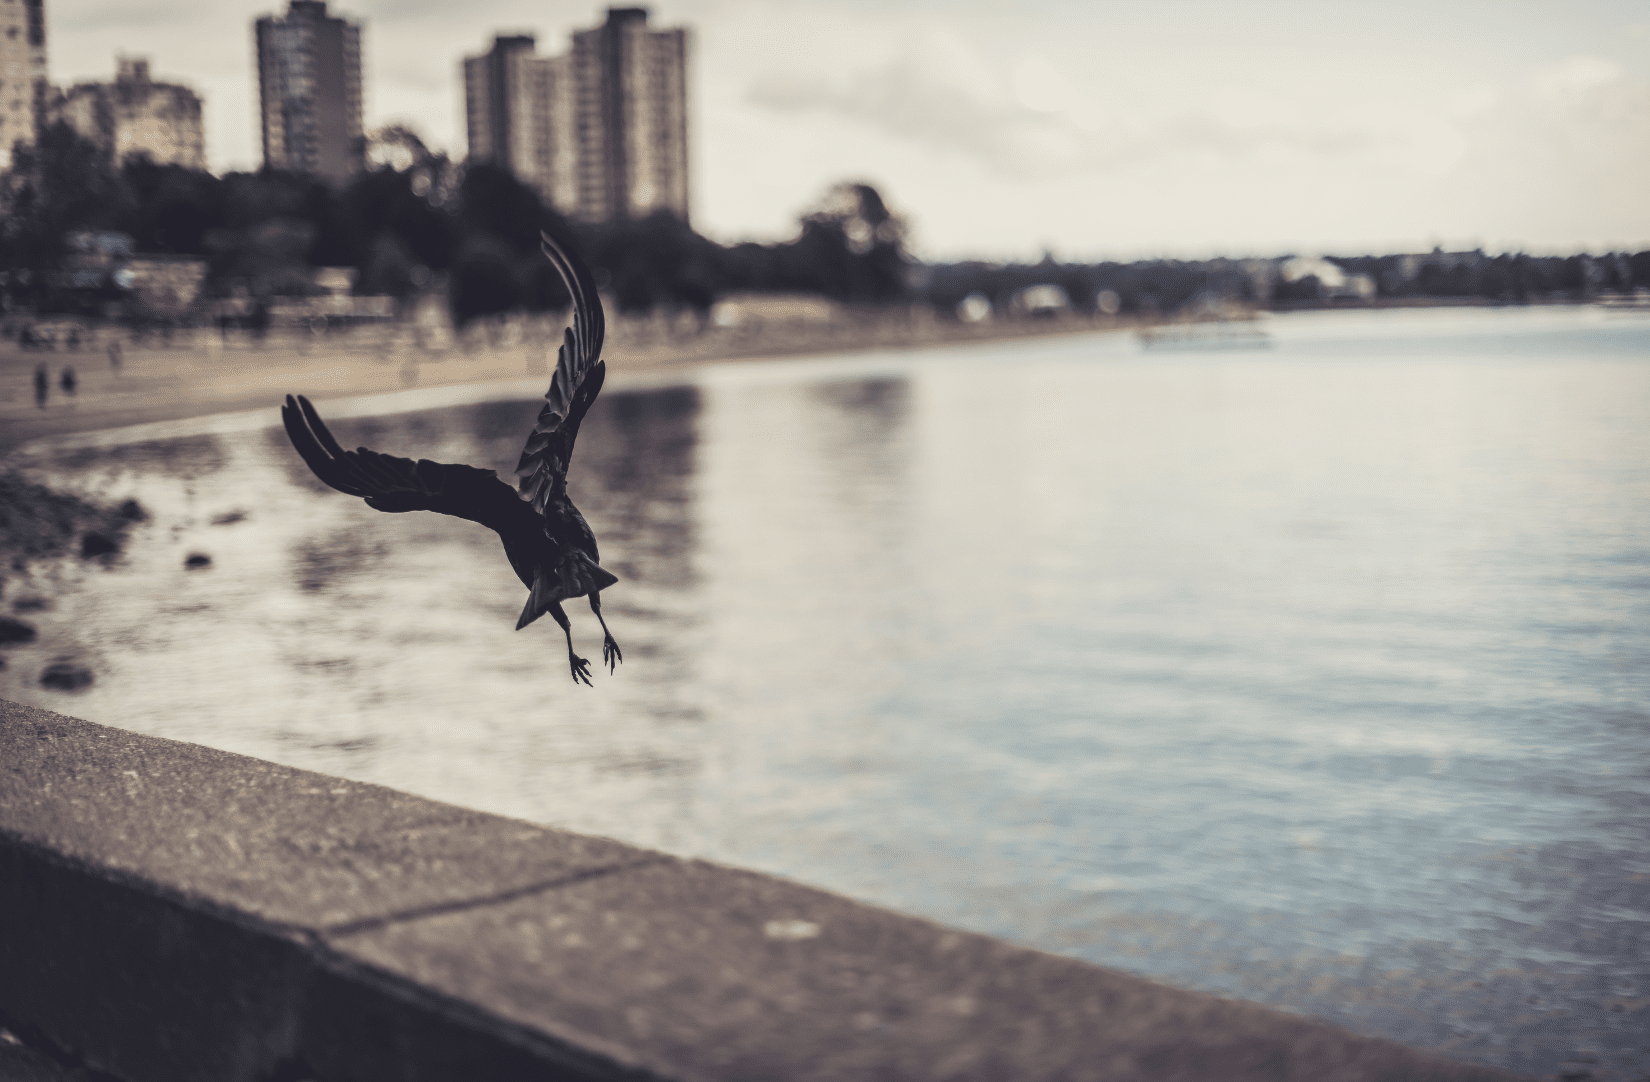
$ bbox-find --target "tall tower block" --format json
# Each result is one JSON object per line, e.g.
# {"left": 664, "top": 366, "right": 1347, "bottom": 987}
{"left": 255, "top": 0, "right": 363, "bottom": 186}
{"left": 569, "top": 7, "right": 689, "bottom": 225}
{"left": 462, "top": 7, "right": 688, "bottom": 225}
{"left": 0, "top": 0, "right": 50, "bottom": 169}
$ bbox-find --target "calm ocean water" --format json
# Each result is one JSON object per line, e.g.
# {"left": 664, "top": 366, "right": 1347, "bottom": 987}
{"left": 5, "top": 306, "right": 1648, "bottom": 1078}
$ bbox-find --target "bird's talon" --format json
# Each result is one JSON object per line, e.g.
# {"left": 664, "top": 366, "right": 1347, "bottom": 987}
{"left": 570, "top": 656, "right": 593, "bottom": 686}
{"left": 602, "top": 637, "right": 623, "bottom": 673}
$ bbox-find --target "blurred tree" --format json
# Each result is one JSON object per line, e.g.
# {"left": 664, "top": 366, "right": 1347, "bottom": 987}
{"left": 356, "top": 232, "right": 421, "bottom": 299}
{"left": 1599, "top": 252, "right": 1633, "bottom": 294}
{"left": 343, "top": 162, "right": 455, "bottom": 294}
{"left": 1480, "top": 254, "right": 1518, "bottom": 302}
{"left": 118, "top": 158, "right": 226, "bottom": 255}
{"left": 790, "top": 182, "right": 910, "bottom": 303}
{"left": 195, "top": 170, "right": 361, "bottom": 295}
{"left": 455, "top": 163, "right": 568, "bottom": 260}
{"left": 0, "top": 122, "right": 132, "bottom": 276}
{"left": 1273, "top": 273, "right": 1323, "bottom": 303}
{"left": 363, "top": 124, "right": 429, "bottom": 173}
{"left": 581, "top": 211, "right": 722, "bottom": 316}
{"left": 206, "top": 216, "right": 323, "bottom": 297}
{"left": 448, "top": 234, "right": 523, "bottom": 326}
{"left": 1629, "top": 251, "right": 1650, "bottom": 289}
{"left": 447, "top": 163, "right": 576, "bottom": 327}
{"left": 1554, "top": 255, "right": 1587, "bottom": 298}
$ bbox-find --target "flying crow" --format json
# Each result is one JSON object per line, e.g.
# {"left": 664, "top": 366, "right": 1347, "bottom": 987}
{"left": 281, "top": 233, "right": 620, "bottom": 685}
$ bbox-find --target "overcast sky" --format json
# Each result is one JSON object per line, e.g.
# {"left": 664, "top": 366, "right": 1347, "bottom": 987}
{"left": 44, "top": 0, "right": 1650, "bottom": 261}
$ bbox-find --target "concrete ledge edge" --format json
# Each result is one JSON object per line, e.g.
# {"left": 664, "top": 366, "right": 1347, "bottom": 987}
{"left": 0, "top": 698, "right": 1528, "bottom": 1082}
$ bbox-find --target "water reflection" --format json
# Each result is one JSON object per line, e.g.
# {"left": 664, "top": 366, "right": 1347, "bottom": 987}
{"left": 3, "top": 308, "right": 1648, "bottom": 1080}
{"left": 51, "top": 432, "right": 228, "bottom": 484}
{"left": 576, "top": 385, "right": 702, "bottom": 592}
{"left": 292, "top": 529, "right": 388, "bottom": 594}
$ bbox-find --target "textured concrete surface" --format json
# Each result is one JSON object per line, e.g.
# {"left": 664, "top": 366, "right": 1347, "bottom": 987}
{"left": 0, "top": 700, "right": 654, "bottom": 930}
{"left": 0, "top": 698, "right": 1530, "bottom": 1082}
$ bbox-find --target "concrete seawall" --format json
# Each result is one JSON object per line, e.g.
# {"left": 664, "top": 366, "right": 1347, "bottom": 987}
{"left": 0, "top": 698, "right": 1525, "bottom": 1082}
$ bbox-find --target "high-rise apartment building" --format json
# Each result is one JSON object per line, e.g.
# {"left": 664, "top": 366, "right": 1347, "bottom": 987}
{"left": 57, "top": 57, "right": 206, "bottom": 170}
{"left": 462, "top": 34, "right": 534, "bottom": 171}
{"left": 462, "top": 7, "right": 688, "bottom": 225}
{"left": 255, "top": 0, "right": 363, "bottom": 186}
{"left": 0, "top": 0, "right": 50, "bottom": 169}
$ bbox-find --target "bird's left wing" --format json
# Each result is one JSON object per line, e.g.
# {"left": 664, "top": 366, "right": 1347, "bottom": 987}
{"left": 516, "top": 232, "right": 607, "bottom": 514}
{"left": 283, "top": 394, "right": 529, "bottom": 532}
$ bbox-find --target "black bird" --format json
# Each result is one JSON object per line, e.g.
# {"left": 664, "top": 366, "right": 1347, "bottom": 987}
{"left": 281, "top": 233, "right": 620, "bottom": 685}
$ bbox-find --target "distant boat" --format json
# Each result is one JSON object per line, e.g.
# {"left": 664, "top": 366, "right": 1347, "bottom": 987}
{"left": 1137, "top": 319, "right": 1272, "bottom": 351}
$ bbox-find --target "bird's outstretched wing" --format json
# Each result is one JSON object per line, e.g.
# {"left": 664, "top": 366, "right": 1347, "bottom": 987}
{"left": 516, "top": 232, "right": 607, "bottom": 514}
{"left": 282, "top": 394, "right": 530, "bottom": 532}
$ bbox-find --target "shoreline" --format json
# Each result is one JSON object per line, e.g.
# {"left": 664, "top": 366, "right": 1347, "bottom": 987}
{"left": 4, "top": 296, "right": 1622, "bottom": 453}
{"left": 0, "top": 313, "right": 1125, "bottom": 452}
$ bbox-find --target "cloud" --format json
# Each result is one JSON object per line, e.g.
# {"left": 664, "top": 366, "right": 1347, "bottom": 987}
{"left": 745, "top": 29, "right": 1479, "bottom": 181}
{"left": 745, "top": 28, "right": 1080, "bottom": 175}
{"left": 1390, "top": 57, "right": 1650, "bottom": 247}
{"left": 1533, "top": 55, "right": 1623, "bottom": 99}
{"left": 1462, "top": 56, "right": 1650, "bottom": 171}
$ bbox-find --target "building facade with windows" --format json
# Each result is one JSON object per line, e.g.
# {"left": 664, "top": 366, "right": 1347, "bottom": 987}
{"left": 0, "top": 0, "right": 49, "bottom": 170}
{"left": 462, "top": 7, "right": 688, "bottom": 225}
{"left": 57, "top": 57, "right": 206, "bottom": 170}
{"left": 255, "top": 0, "right": 363, "bottom": 186}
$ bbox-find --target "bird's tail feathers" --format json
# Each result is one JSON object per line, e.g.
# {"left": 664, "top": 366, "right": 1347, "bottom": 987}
{"left": 516, "top": 570, "right": 559, "bottom": 630}
{"left": 516, "top": 593, "right": 546, "bottom": 631}
{"left": 515, "top": 556, "right": 619, "bottom": 631}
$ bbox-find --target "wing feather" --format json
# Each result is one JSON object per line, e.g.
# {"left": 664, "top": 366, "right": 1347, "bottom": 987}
{"left": 282, "top": 395, "right": 529, "bottom": 532}
{"left": 517, "top": 233, "right": 608, "bottom": 505}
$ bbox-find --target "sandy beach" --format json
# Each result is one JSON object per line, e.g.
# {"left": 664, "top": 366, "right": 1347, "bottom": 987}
{"left": 0, "top": 312, "right": 1120, "bottom": 451}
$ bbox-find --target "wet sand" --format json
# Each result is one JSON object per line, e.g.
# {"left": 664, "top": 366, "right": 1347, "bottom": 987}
{"left": 0, "top": 314, "right": 1120, "bottom": 450}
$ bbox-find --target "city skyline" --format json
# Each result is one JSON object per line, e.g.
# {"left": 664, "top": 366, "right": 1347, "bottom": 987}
{"left": 464, "top": 10, "right": 691, "bottom": 225}
{"left": 35, "top": 0, "right": 1650, "bottom": 261}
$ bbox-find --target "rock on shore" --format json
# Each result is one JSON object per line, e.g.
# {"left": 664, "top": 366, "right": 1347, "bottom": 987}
{"left": 0, "top": 470, "right": 147, "bottom": 590}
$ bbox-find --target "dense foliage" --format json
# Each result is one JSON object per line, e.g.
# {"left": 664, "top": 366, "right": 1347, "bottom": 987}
{"left": 0, "top": 126, "right": 916, "bottom": 326}
{"left": 3, "top": 123, "right": 1647, "bottom": 323}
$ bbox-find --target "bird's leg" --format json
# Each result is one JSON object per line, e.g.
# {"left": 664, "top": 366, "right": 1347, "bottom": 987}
{"left": 550, "top": 602, "right": 592, "bottom": 686}
{"left": 588, "top": 590, "right": 622, "bottom": 673}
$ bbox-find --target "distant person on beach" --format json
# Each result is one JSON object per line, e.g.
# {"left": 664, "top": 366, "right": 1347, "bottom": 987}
{"left": 249, "top": 302, "right": 270, "bottom": 345}
{"left": 33, "top": 363, "right": 47, "bottom": 407}
{"left": 107, "top": 338, "right": 122, "bottom": 369}
{"left": 60, "top": 366, "right": 77, "bottom": 397}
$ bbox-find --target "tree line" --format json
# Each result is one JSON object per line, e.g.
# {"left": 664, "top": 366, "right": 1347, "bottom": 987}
{"left": 927, "top": 250, "right": 1650, "bottom": 319}
{"left": 0, "top": 123, "right": 910, "bottom": 327}
{"left": 3, "top": 121, "right": 1647, "bottom": 326}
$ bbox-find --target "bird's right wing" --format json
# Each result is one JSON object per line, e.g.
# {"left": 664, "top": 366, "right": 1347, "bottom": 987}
{"left": 516, "top": 232, "right": 607, "bottom": 514}
{"left": 283, "top": 395, "right": 529, "bottom": 532}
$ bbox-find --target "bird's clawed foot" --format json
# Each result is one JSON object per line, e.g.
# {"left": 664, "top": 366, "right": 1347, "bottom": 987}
{"left": 569, "top": 653, "right": 593, "bottom": 686}
{"left": 602, "top": 634, "right": 622, "bottom": 674}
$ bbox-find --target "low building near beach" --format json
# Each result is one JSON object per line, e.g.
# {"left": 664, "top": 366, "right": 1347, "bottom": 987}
{"left": 1279, "top": 255, "right": 1376, "bottom": 302}
{"left": 1008, "top": 283, "right": 1072, "bottom": 318}
{"left": 55, "top": 56, "right": 206, "bottom": 170}
{"left": 711, "top": 293, "right": 842, "bottom": 329}
{"left": 115, "top": 257, "right": 209, "bottom": 317}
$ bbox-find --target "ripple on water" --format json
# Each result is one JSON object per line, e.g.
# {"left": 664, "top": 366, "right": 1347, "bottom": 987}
{"left": 4, "top": 307, "right": 1648, "bottom": 1078}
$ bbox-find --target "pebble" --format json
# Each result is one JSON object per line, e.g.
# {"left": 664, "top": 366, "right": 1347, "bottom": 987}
{"left": 40, "top": 661, "right": 93, "bottom": 692}
{"left": 0, "top": 616, "right": 38, "bottom": 644}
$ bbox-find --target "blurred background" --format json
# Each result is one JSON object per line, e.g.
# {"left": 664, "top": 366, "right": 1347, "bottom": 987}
{"left": 1, "top": 2, "right": 1647, "bottom": 1080}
